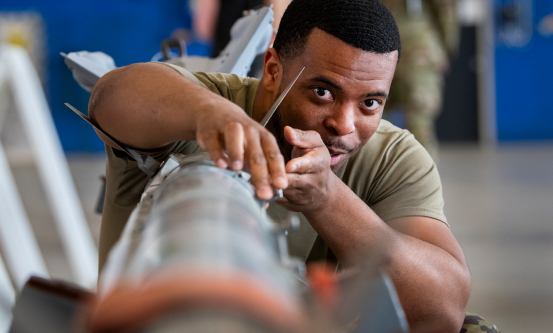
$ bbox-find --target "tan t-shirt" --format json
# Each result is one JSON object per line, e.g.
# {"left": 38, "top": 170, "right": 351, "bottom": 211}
{"left": 98, "top": 63, "right": 447, "bottom": 271}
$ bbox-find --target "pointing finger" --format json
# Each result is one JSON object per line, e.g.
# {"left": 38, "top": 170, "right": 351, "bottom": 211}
{"left": 284, "top": 126, "right": 324, "bottom": 149}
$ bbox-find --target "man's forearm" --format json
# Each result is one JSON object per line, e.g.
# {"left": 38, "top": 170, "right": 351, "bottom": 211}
{"left": 89, "top": 63, "right": 233, "bottom": 149}
{"left": 302, "top": 174, "right": 471, "bottom": 332}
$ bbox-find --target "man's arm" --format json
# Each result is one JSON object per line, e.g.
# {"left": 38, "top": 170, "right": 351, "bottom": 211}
{"left": 277, "top": 127, "right": 471, "bottom": 333}
{"left": 89, "top": 62, "right": 287, "bottom": 199}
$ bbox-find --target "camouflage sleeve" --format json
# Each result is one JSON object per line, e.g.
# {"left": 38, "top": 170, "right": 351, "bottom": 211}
{"left": 426, "top": 0, "right": 460, "bottom": 56}
{"left": 461, "top": 313, "right": 502, "bottom": 333}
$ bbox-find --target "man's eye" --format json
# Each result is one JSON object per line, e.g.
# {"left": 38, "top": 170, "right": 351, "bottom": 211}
{"left": 314, "top": 88, "right": 333, "bottom": 101}
{"left": 364, "top": 99, "right": 381, "bottom": 111}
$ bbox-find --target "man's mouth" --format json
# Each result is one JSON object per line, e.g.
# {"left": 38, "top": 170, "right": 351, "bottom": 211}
{"left": 330, "top": 153, "right": 345, "bottom": 166}
{"left": 328, "top": 148, "right": 349, "bottom": 167}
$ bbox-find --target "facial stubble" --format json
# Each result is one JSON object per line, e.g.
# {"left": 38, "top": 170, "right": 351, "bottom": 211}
{"left": 266, "top": 83, "right": 360, "bottom": 172}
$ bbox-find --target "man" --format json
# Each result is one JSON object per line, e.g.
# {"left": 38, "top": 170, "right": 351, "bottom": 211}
{"left": 89, "top": 0, "right": 471, "bottom": 331}
{"left": 381, "top": 0, "right": 459, "bottom": 158}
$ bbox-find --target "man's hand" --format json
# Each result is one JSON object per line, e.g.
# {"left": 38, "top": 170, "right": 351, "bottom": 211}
{"left": 276, "top": 126, "right": 335, "bottom": 213}
{"left": 195, "top": 105, "right": 288, "bottom": 200}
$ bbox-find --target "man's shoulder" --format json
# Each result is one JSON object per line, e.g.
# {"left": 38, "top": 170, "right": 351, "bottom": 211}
{"left": 374, "top": 118, "right": 409, "bottom": 135}
{"left": 157, "top": 62, "right": 258, "bottom": 92}
{"left": 362, "top": 119, "right": 419, "bottom": 154}
{"left": 341, "top": 119, "right": 446, "bottom": 225}
{"left": 193, "top": 71, "right": 259, "bottom": 91}
{"left": 351, "top": 119, "right": 433, "bottom": 173}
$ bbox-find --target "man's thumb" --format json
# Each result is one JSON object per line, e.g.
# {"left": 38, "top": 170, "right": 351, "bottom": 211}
{"left": 284, "top": 126, "right": 321, "bottom": 149}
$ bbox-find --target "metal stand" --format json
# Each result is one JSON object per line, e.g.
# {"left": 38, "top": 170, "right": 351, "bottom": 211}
{"left": 0, "top": 141, "right": 48, "bottom": 289}
{"left": 0, "top": 255, "right": 14, "bottom": 332}
{"left": 0, "top": 44, "right": 98, "bottom": 290}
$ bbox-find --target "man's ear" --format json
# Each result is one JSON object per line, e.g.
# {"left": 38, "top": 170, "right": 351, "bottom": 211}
{"left": 262, "top": 48, "right": 282, "bottom": 94}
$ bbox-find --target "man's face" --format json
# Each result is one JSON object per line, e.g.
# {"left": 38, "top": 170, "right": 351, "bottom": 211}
{"left": 269, "top": 28, "right": 398, "bottom": 172}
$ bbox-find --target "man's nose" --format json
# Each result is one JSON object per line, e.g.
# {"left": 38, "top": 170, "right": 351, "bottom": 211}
{"left": 324, "top": 104, "right": 356, "bottom": 136}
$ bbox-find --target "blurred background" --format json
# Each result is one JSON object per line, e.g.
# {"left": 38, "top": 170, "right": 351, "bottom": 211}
{"left": 0, "top": 0, "right": 552, "bottom": 332}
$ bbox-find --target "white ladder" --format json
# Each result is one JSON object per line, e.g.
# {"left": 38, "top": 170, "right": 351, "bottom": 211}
{"left": 0, "top": 45, "right": 98, "bottom": 309}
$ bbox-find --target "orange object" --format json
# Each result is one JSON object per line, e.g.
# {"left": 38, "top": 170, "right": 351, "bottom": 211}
{"left": 307, "top": 263, "right": 338, "bottom": 309}
{"left": 87, "top": 271, "right": 303, "bottom": 333}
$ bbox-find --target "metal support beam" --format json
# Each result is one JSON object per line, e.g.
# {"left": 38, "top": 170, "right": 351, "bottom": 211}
{"left": 1, "top": 44, "right": 98, "bottom": 288}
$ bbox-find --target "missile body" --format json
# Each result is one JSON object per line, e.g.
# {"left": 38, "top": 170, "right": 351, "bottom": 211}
{"left": 95, "top": 153, "right": 304, "bottom": 333}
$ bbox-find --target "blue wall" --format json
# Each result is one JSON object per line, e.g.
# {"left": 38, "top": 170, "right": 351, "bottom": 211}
{"left": 9, "top": 0, "right": 551, "bottom": 148}
{"left": 495, "top": 0, "right": 553, "bottom": 141}
{"left": 1, "top": 0, "right": 210, "bottom": 152}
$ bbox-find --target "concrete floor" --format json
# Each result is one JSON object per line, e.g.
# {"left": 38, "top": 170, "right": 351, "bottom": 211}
{"left": 7, "top": 143, "right": 553, "bottom": 332}
{"left": 9, "top": 154, "right": 104, "bottom": 283}
{"left": 439, "top": 143, "right": 553, "bottom": 332}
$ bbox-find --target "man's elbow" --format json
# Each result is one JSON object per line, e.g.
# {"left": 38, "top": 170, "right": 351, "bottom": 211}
{"left": 409, "top": 301, "right": 467, "bottom": 333}
{"left": 434, "top": 303, "right": 468, "bottom": 333}
{"left": 426, "top": 270, "right": 471, "bottom": 332}
{"left": 88, "top": 65, "right": 128, "bottom": 125}
{"left": 408, "top": 264, "right": 471, "bottom": 332}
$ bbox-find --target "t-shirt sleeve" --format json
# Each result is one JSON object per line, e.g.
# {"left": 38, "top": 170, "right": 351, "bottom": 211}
{"left": 344, "top": 125, "right": 448, "bottom": 227}
{"left": 373, "top": 134, "right": 447, "bottom": 226}
{"left": 156, "top": 62, "right": 208, "bottom": 88}
{"left": 157, "top": 62, "right": 258, "bottom": 108}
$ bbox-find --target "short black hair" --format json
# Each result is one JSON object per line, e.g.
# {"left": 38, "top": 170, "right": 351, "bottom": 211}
{"left": 273, "top": 0, "right": 401, "bottom": 63}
